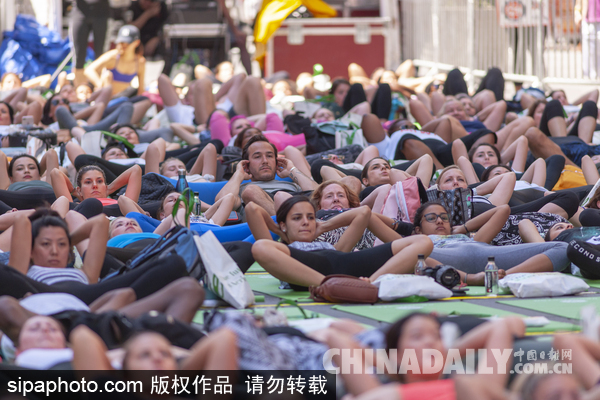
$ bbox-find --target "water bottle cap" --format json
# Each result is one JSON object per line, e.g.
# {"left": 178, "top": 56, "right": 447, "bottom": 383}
{"left": 488, "top": 256, "right": 495, "bottom": 261}
{"left": 418, "top": 254, "right": 425, "bottom": 259}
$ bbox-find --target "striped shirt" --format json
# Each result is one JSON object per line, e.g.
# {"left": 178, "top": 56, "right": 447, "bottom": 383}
{"left": 27, "top": 266, "right": 89, "bottom": 285}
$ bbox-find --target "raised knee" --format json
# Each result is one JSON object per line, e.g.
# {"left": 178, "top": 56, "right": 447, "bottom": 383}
{"left": 251, "top": 240, "right": 273, "bottom": 260}
{"left": 241, "top": 185, "right": 264, "bottom": 204}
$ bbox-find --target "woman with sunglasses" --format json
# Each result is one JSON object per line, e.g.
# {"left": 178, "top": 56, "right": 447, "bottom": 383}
{"left": 413, "top": 201, "right": 571, "bottom": 285}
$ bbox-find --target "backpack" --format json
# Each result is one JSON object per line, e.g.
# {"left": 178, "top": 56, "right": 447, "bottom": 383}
{"left": 378, "top": 177, "right": 427, "bottom": 223}
{"left": 427, "top": 187, "right": 473, "bottom": 226}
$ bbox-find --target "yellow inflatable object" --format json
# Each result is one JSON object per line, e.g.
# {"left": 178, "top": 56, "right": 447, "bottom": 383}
{"left": 254, "top": 0, "right": 337, "bottom": 65}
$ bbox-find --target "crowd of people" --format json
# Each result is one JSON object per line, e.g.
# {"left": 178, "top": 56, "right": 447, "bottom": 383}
{"left": 4, "top": 25, "right": 600, "bottom": 397}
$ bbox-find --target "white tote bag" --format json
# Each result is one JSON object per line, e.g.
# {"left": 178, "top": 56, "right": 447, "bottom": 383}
{"left": 194, "top": 231, "right": 255, "bottom": 309}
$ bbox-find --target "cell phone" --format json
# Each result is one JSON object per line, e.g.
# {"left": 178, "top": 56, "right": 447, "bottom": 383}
{"left": 228, "top": 211, "right": 239, "bottom": 221}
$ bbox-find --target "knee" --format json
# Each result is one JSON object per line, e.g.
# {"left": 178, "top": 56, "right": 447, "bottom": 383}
{"left": 546, "top": 99, "right": 564, "bottom": 115}
{"left": 0, "top": 296, "right": 22, "bottom": 323}
{"left": 194, "top": 78, "right": 213, "bottom": 92}
{"left": 241, "top": 185, "right": 266, "bottom": 204}
{"left": 525, "top": 126, "right": 542, "bottom": 141}
{"left": 582, "top": 100, "right": 598, "bottom": 115}
{"left": 251, "top": 240, "right": 273, "bottom": 260}
{"left": 158, "top": 74, "right": 171, "bottom": 85}
{"left": 273, "top": 190, "right": 290, "bottom": 205}
{"left": 172, "top": 277, "right": 204, "bottom": 300}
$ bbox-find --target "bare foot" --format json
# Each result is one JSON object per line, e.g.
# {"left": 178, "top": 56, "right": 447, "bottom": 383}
{"left": 359, "top": 277, "right": 371, "bottom": 283}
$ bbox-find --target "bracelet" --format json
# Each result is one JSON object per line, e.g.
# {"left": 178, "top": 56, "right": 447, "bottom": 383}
{"left": 464, "top": 273, "right": 469, "bottom": 285}
{"left": 289, "top": 167, "right": 297, "bottom": 174}
{"left": 463, "top": 224, "right": 470, "bottom": 234}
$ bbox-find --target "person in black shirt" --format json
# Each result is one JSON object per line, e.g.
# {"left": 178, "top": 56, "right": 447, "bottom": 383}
{"left": 130, "top": 0, "right": 169, "bottom": 57}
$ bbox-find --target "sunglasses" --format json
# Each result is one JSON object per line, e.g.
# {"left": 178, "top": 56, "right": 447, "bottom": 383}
{"left": 51, "top": 98, "right": 69, "bottom": 106}
{"left": 321, "top": 154, "right": 345, "bottom": 161}
{"left": 422, "top": 212, "right": 450, "bottom": 223}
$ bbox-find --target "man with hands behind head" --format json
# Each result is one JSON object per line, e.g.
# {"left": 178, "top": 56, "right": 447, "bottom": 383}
{"left": 215, "top": 135, "right": 317, "bottom": 216}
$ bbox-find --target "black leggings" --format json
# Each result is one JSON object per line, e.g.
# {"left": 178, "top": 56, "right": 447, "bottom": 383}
{"left": 287, "top": 243, "right": 394, "bottom": 291}
{"left": 0, "top": 255, "right": 188, "bottom": 305}
{"left": 0, "top": 188, "right": 57, "bottom": 213}
{"left": 343, "top": 83, "right": 392, "bottom": 119}
{"left": 102, "top": 96, "right": 149, "bottom": 118}
{"left": 473, "top": 190, "right": 580, "bottom": 218}
{"left": 539, "top": 99, "right": 598, "bottom": 137}
{"left": 444, "top": 67, "right": 505, "bottom": 101}
{"left": 443, "top": 69, "right": 469, "bottom": 97}
{"left": 476, "top": 67, "right": 505, "bottom": 101}
{"left": 70, "top": 0, "right": 109, "bottom": 69}
{"left": 580, "top": 208, "right": 600, "bottom": 227}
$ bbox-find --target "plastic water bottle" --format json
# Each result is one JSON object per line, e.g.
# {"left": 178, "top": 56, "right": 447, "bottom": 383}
{"left": 485, "top": 256, "right": 499, "bottom": 296}
{"left": 175, "top": 169, "right": 188, "bottom": 193}
{"left": 415, "top": 254, "right": 426, "bottom": 275}
{"left": 193, "top": 192, "right": 201, "bottom": 216}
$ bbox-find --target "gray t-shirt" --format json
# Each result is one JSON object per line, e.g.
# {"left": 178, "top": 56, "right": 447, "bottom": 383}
{"left": 239, "top": 179, "right": 302, "bottom": 199}
{"left": 8, "top": 180, "right": 53, "bottom": 191}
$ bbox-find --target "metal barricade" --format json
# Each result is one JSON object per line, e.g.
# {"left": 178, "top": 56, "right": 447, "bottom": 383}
{"left": 400, "top": 0, "right": 600, "bottom": 88}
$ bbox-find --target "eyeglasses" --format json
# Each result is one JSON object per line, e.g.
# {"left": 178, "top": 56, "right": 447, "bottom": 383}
{"left": 51, "top": 98, "right": 69, "bottom": 106}
{"left": 422, "top": 212, "right": 450, "bottom": 223}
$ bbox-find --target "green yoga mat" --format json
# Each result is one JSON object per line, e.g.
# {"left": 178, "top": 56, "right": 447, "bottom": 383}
{"left": 332, "top": 303, "right": 578, "bottom": 333}
{"left": 497, "top": 296, "right": 600, "bottom": 320}
{"left": 247, "top": 262, "right": 266, "bottom": 273}
{"left": 245, "top": 273, "right": 312, "bottom": 302}
{"left": 193, "top": 305, "right": 332, "bottom": 324}
{"left": 584, "top": 279, "right": 600, "bottom": 289}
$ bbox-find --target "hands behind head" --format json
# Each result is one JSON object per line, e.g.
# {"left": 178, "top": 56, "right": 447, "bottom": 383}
{"left": 276, "top": 158, "right": 294, "bottom": 178}
{"left": 236, "top": 160, "right": 252, "bottom": 180}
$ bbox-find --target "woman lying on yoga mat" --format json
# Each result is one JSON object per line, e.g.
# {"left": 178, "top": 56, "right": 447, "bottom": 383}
{"left": 249, "top": 196, "right": 433, "bottom": 288}
{"left": 0, "top": 209, "right": 190, "bottom": 304}
{"left": 318, "top": 313, "right": 525, "bottom": 400}
{"left": 70, "top": 324, "right": 238, "bottom": 371}
{"left": 0, "top": 151, "right": 61, "bottom": 212}
{"left": 414, "top": 201, "right": 571, "bottom": 285}
{"left": 51, "top": 165, "right": 142, "bottom": 217}
{"left": 437, "top": 165, "right": 580, "bottom": 221}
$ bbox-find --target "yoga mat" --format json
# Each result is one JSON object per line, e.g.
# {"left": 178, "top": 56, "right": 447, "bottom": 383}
{"left": 245, "top": 273, "right": 312, "bottom": 302}
{"left": 247, "top": 262, "right": 266, "bottom": 273}
{"left": 497, "top": 296, "right": 600, "bottom": 320}
{"left": 193, "top": 305, "right": 331, "bottom": 324}
{"left": 584, "top": 279, "right": 600, "bottom": 289}
{"left": 332, "top": 303, "right": 578, "bottom": 333}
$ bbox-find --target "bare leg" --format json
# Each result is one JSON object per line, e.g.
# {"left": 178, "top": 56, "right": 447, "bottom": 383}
{"left": 547, "top": 114, "right": 568, "bottom": 137}
{"left": 131, "top": 99, "right": 152, "bottom": 125}
{"left": 232, "top": 76, "right": 266, "bottom": 116}
{"left": 157, "top": 74, "right": 180, "bottom": 107}
{"left": 520, "top": 157, "right": 547, "bottom": 186}
{"left": 431, "top": 91, "right": 446, "bottom": 116}
{"left": 401, "top": 139, "right": 444, "bottom": 169}
{"left": 241, "top": 185, "right": 275, "bottom": 215}
{"left": 415, "top": 92, "right": 432, "bottom": 113}
{"left": 188, "top": 143, "right": 217, "bottom": 179}
{"left": 472, "top": 89, "right": 496, "bottom": 111}
{"left": 525, "top": 126, "right": 578, "bottom": 166}
{"left": 252, "top": 240, "right": 326, "bottom": 286}
{"left": 495, "top": 116, "right": 535, "bottom": 150}
{"left": 273, "top": 191, "right": 292, "bottom": 212}
{"left": 409, "top": 98, "right": 434, "bottom": 126}
{"left": 370, "top": 184, "right": 392, "bottom": 212}
{"left": 577, "top": 114, "right": 597, "bottom": 143}
{"left": 582, "top": 155, "right": 600, "bottom": 184}
{"left": 0, "top": 296, "right": 37, "bottom": 343}
{"left": 204, "top": 193, "right": 236, "bottom": 225}
{"left": 361, "top": 113, "right": 387, "bottom": 144}
{"left": 119, "top": 278, "right": 205, "bottom": 323}
{"left": 192, "top": 78, "right": 216, "bottom": 125}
